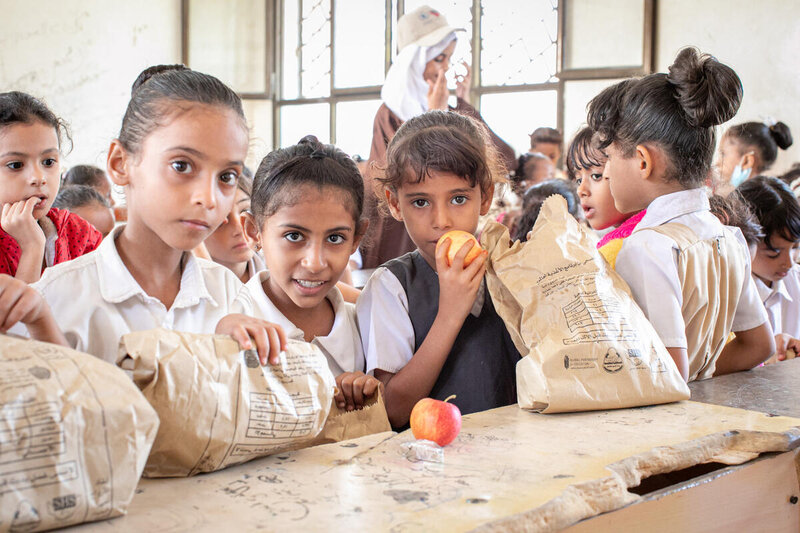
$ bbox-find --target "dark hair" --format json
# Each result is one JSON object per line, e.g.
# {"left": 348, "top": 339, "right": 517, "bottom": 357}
{"left": 251, "top": 135, "right": 365, "bottom": 227}
{"left": 53, "top": 185, "right": 110, "bottom": 210}
{"left": 0, "top": 91, "right": 71, "bottom": 151}
{"left": 725, "top": 121, "right": 793, "bottom": 173}
{"left": 780, "top": 163, "right": 800, "bottom": 188}
{"left": 118, "top": 64, "right": 245, "bottom": 155}
{"left": 588, "top": 47, "right": 742, "bottom": 188}
{"left": 512, "top": 152, "right": 551, "bottom": 181}
{"left": 237, "top": 166, "right": 253, "bottom": 196}
{"left": 513, "top": 179, "right": 581, "bottom": 242}
{"left": 530, "top": 127, "right": 563, "bottom": 146}
{"left": 565, "top": 126, "right": 606, "bottom": 182}
{"left": 738, "top": 176, "right": 800, "bottom": 250}
{"left": 708, "top": 192, "right": 762, "bottom": 248}
{"left": 62, "top": 164, "right": 107, "bottom": 189}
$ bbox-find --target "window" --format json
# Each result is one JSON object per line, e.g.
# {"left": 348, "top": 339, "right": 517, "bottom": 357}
{"left": 184, "top": 0, "right": 655, "bottom": 164}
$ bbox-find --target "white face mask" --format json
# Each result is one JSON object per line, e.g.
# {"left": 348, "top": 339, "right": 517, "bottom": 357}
{"left": 730, "top": 164, "right": 751, "bottom": 188}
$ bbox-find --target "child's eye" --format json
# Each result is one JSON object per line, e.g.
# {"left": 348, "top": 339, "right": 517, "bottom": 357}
{"left": 574, "top": 177, "right": 583, "bottom": 186}
{"left": 327, "top": 234, "right": 346, "bottom": 244}
{"left": 219, "top": 171, "right": 239, "bottom": 185}
{"left": 284, "top": 232, "right": 303, "bottom": 243}
{"left": 451, "top": 195, "right": 468, "bottom": 205}
{"left": 5, "top": 161, "right": 22, "bottom": 170}
{"left": 411, "top": 199, "right": 429, "bottom": 208}
{"left": 591, "top": 173, "right": 603, "bottom": 181}
{"left": 42, "top": 158, "right": 58, "bottom": 168}
{"left": 171, "top": 160, "right": 192, "bottom": 174}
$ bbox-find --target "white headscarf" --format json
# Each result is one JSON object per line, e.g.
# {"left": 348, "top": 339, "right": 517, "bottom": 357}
{"left": 381, "top": 32, "right": 457, "bottom": 122}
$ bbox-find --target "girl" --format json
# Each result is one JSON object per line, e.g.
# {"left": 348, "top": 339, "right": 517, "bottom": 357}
{"left": 567, "top": 126, "right": 645, "bottom": 268}
{"left": 738, "top": 176, "right": 800, "bottom": 357}
{"left": 203, "top": 169, "right": 265, "bottom": 283}
{"left": 491, "top": 152, "right": 555, "bottom": 231}
{"left": 19, "top": 65, "right": 284, "bottom": 366}
{"left": 587, "top": 47, "right": 774, "bottom": 382}
{"left": 0, "top": 92, "right": 102, "bottom": 283}
{"left": 53, "top": 185, "right": 116, "bottom": 237}
{"left": 716, "top": 120, "right": 793, "bottom": 190}
{"left": 357, "top": 110, "right": 520, "bottom": 428}
{"left": 529, "top": 127, "right": 563, "bottom": 170}
{"left": 242, "top": 136, "right": 381, "bottom": 411}
{"left": 512, "top": 179, "right": 581, "bottom": 242}
{"left": 62, "top": 164, "right": 115, "bottom": 208}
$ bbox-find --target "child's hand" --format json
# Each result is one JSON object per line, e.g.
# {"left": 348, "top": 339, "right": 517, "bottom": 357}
{"left": 2, "top": 198, "right": 46, "bottom": 250}
{"left": 773, "top": 333, "right": 800, "bottom": 362}
{"left": 215, "top": 314, "right": 287, "bottom": 366}
{"left": 455, "top": 61, "right": 472, "bottom": 102}
{"left": 335, "top": 371, "right": 384, "bottom": 411}
{"left": 427, "top": 70, "right": 449, "bottom": 111}
{"left": 435, "top": 237, "right": 488, "bottom": 323}
{"left": 0, "top": 274, "right": 66, "bottom": 345}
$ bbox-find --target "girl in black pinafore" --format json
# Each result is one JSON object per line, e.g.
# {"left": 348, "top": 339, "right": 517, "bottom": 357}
{"left": 356, "top": 110, "right": 520, "bottom": 429}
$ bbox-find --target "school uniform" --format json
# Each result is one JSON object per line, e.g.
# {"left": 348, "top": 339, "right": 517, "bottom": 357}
{"left": 19, "top": 226, "right": 250, "bottom": 364}
{"left": 615, "top": 189, "right": 768, "bottom": 381}
{"left": 754, "top": 266, "right": 800, "bottom": 339}
{"left": 0, "top": 207, "right": 102, "bottom": 276}
{"left": 357, "top": 250, "right": 520, "bottom": 417}
{"left": 245, "top": 270, "right": 364, "bottom": 376}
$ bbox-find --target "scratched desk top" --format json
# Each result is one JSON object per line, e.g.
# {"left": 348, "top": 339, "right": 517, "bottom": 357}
{"left": 67, "top": 400, "right": 800, "bottom": 533}
{"left": 690, "top": 359, "right": 800, "bottom": 418}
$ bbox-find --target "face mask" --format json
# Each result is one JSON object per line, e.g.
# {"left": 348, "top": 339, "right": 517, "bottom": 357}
{"left": 730, "top": 165, "right": 751, "bottom": 188}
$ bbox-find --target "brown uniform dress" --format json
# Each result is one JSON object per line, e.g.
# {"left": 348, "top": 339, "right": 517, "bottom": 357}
{"left": 360, "top": 98, "right": 516, "bottom": 269}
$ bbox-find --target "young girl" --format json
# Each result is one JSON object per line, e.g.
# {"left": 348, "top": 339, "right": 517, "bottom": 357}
{"left": 567, "top": 126, "right": 645, "bottom": 268}
{"left": 203, "top": 169, "right": 265, "bottom": 283}
{"left": 17, "top": 65, "right": 284, "bottom": 366}
{"left": 53, "top": 185, "right": 116, "bottom": 237}
{"left": 241, "top": 135, "right": 381, "bottom": 411}
{"left": 357, "top": 110, "right": 520, "bottom": 428}
{"left": 587, "top": 47, "right": 774, "bottom": 381}
{"left": 0, "top": 92, "right": 102, "bottom": 283}
{"left": 738, "top": 176, "right": 800, "bottom": 357}
{"left": 512, "top": 179, "right": 581, "bottom": 242}
{"left": 716, "top": 120, "right": 793, "bottom": 191}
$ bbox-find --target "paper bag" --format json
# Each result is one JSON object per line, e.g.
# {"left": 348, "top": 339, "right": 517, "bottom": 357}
{"left": 310, "top": 392, "right": 392, "bottom": 445}
{"left": 481, "top": 196, "right": 690, "bottom": 413}
{"left": 118, "top": 329, "right": 335, "bottom": 477}
{"left": 0, "top": 334, "right": 159, "bottom": 532}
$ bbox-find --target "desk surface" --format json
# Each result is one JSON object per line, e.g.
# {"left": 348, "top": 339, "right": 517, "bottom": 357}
{"left": 69, "top": 400, "right": 800, "bottom": 533}
{"left": 690, "top": 359, "right": 800, "bottom": 418}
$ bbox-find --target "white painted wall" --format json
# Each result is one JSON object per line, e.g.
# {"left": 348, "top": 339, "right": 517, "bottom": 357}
{"left": 0, "top": 0, "right": 182, "bottom": 168}
{"left": 656, "top": 0, "right": 800, "bottom": 175}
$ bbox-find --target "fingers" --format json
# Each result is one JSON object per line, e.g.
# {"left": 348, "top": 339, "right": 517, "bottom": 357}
{"left": 339, "top": 373, "right": 355, "bottom": 411}
{"left": 449, "top": 240, "right": 474, "bottom": 270}
{"left": 464, "top": 250, "right": 488, "bottom": 282}
{"left": 3, "top": 287, "right": 40, "bottom": 330}
{"left": 266, "top": 327, "right": 282, "bottom": 365}
{"left": 334, "top": 375, "right": 346, "bottom": 409}
{"left": 350, "top": 375, "right": 366, "bottom": 408}
{"left": 228, "top": 324, "right": 253, "bottom": 350}
{"left": 435, "top": 237, "right": 451, "bottom": 271}
{"left": 250, "top": 325, "right": 270, "bottom": 365}
{"left": 775, "top": 333, "right": 788, "bottom": 359}
{"left": 22, "top": 196, "right": 38, "bottom": 218}
{"left": 362, "top": 376, "right": 381, "bottom": 399}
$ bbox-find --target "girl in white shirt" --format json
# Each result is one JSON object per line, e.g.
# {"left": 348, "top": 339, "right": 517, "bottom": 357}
{"left": 586, "top": 48, "right": 774, "bottom": 381}
{"left": 241, "top": 135, "right": 381, "bottom": 412}
{"left": 26, "top": 65, "right": 284, "bottom": 366}
{"left": 738, "top": 176, "right": 800, "bottom": 358}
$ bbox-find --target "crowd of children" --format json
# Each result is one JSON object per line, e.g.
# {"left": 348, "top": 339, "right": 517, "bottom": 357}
{"left": 1, "top": 39, "right": 798, "bottom": 431}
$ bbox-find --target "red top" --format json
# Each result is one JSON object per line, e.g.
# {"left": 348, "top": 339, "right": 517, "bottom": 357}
{"left": 0, "top": 208, "right": 102, "bottom": 276}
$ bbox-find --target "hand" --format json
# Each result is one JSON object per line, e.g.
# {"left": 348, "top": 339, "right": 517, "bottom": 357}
{"left": 773, "top": 333, "right": 800, "bottom": 362}
{"left": 2, "top": 197, "right": 46, "bottom": 251}
{"left": 435, "top": 237, "right": 488, "bottom": 324}
{"left": 334, "top": 371, "right": 384, "bottom": 411}
{"left": 426, "top": 70, "right": 449, "bottom": 111}
{"left": 455, "top": 61, "right": 472, "bottom": 102}
{"left": 0, "top": 274, "right": 56, "bottom": 335}
{"left": 216, "top": 314, "right": 287, "bottom": 366}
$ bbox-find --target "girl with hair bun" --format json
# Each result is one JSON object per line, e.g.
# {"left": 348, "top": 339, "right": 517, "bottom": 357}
{"left": 587, "top": 47, "right": 774, "bottom": 382}
{"left": 717, "top": 120, "right": 793, "bottom": 190}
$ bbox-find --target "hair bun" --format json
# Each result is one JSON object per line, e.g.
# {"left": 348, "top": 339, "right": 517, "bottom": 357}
{"left": 298, "top": 135, "right": 321, "bottom": 147}
{"left": 769, "top": 121, "right": 793, "bottom": 150}
{"left": 131, "top": 64, "right": 190, "bottom": 95}
{"left": 667, "top": 47, "right": 742, "bottom": 128}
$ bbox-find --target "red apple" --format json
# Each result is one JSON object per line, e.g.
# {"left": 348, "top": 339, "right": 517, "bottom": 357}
{"left": 410, "top": 395, "right": 462, "bottom": 446}
{"left": 436, "top": 230, "right": 483, "bottom": 267}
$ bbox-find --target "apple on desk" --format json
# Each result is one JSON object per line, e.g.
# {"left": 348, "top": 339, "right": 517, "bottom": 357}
{"left": 410, "top": 395, "right": 462, "bottom": 447}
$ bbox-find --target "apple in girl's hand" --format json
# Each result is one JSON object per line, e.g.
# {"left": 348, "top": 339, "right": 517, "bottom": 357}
{"left": 436, "top": 230, "right": 483, "bottom": 267}
{"left": 410, "top": 395, "right": 462, "bottom": 446}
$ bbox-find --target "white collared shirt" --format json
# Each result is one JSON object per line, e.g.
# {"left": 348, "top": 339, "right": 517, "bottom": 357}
{"left": 754, "top": 266, "right": 800, "bottom": 338}
{"left": 245, "top": 271, "right": 364, "bottom": 376}
{"left": 615, "top": 189, "right": 767, "bottom": 348}
{"left": 356, "top": 265, "right": 485, "bottom": 374}
{"left": 24, "top": 226, "right": 251, "bottom": 363}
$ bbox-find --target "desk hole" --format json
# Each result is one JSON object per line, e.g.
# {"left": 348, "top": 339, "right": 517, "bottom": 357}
{"left": 466, "top": 498, "right": 488, "bottom": 504}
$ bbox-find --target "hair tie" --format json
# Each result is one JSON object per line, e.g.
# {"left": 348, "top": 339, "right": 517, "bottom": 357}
{"left": 310, "top": 150, "right": 327, "bottom": 160}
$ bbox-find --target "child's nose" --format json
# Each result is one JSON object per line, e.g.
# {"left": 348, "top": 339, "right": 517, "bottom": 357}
{"left": 193, "top": 175, "right": 217, "bottom": 210}
{"left": 432, "top": 205, "right": 452, "bottom": 230}
{"left": 301, "top": 242, "right": 326, "bottom": 271}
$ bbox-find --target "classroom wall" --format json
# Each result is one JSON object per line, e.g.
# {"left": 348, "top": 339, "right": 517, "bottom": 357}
{"left": 656, "top": 0, "right": 800, "bottom": 175}
{"left": 0, "top": 0, "right": 182, "bottom": 169}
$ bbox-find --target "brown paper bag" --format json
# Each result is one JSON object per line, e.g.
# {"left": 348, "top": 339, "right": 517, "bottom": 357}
{"left": 0, "top": 334, "right": 159, "bottom": 532}
{"left": 310, "top": 392, "right": 392, "bottom": 445}
{"left": 481, "top": 196, "right": 690, "bottom": 413}
{"left": 118, "top": 329, "right": 335, "bottom": 477}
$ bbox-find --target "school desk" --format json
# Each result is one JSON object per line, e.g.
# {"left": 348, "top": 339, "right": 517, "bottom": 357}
{"left": 67, "top": 399, "right": 800, "bottom": 533}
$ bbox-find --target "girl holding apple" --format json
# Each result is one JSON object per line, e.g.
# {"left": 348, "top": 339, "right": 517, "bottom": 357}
{"left": 357, "top": 110, "right": 521, "bottom": 428}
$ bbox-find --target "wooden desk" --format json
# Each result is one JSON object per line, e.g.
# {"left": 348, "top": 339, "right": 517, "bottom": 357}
{"left": 68, "top": 401, "right": 800, "bottom": 532}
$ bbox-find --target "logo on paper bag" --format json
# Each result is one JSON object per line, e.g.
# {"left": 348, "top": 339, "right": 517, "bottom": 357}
{"left": 602, "top": 348, "right": 624, "bottom": 373}
{"left": 243, "top": 350, "right": 260, "bottom": 369}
